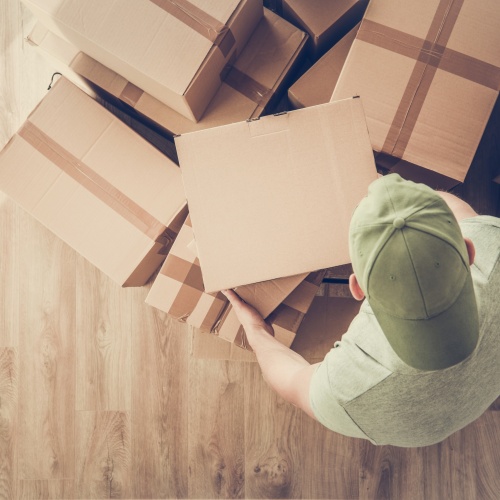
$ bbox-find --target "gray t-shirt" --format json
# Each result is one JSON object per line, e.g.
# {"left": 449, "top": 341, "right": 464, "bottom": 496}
{"left": 310, "top": 215, "right": 500, "bottom": 447}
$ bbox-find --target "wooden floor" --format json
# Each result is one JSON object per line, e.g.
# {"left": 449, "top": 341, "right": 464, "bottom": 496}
{"left": 1, "top": 2, "right": 500, "bottom": 499}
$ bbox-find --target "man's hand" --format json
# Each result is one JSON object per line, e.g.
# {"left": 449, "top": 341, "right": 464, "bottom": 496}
{"left": 221, "top": 289, "right": 274, "bottom": 343}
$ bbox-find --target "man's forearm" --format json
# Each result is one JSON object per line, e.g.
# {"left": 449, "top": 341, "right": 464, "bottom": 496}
{"left": 246, "top": 326, "right": 318, "bottom": 419}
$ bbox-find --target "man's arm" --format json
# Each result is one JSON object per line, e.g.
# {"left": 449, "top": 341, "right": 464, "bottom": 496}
{"left": 222, "top": 289, "right": 318, "bottom": 420}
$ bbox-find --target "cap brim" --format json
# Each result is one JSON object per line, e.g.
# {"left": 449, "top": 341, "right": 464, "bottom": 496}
{"left": 372, "top": 272, "right": 479, "bottom": 371}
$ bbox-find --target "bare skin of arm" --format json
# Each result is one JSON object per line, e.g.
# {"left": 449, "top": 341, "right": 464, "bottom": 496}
{"left": 222, "top": 289, "right": 319, "bottom": 420}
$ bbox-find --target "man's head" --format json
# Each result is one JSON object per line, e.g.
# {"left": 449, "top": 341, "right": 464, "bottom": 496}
{"left": 348, "top": 174, "right": 479, "bottom": 371}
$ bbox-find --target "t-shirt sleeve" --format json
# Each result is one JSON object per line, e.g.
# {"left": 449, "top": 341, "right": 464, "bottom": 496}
{"left": 309, "top": 309, "right": 394, "bottom": 442}
{"left": 309, "top": 354, "right": 372, "bottom": 440}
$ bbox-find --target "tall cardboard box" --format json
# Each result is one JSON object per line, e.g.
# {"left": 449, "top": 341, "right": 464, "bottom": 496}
{"left": 22, "top": 0, "right": 262, "bottom": 122}
{"left": 288, "top": 24, "right": 358, "bottom": 109}
{"left": 0, "top": 78, "right": 187, "bottom": 286}
{"left": 282, "top": 0, "right": 367, "bottom": 58}
{"left": 176, "top": 98, "right": 378, "bottom": 292}
{"left": 331, "top": 0, "right": 500, "bottom": 186}
{"left": 28, "top": 10, "right": 308, "bottom": 139}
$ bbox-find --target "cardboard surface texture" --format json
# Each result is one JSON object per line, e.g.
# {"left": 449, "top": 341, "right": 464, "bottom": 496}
{"left": 22, "top": 0, "right": 263, "bottom": 121}
{"left": 331, "top": 0, "right": 500, "bottom": 185}
{"left": 0, "top": 78, "right": 187, "bottom": 286}
{"left": 282, "top": 0, "right": 367, "bottom": 58}
{"left": 26, "top": 22, "right": 96, "bottom": 96}
{"left": 58, "top": 9, "right": 307, "bottom": 137}
{"left": 146, "top": 216, "right": 309, "bottom": 343}
{"left": 291, "top": 289, "right": 361, "bottom": 363}
{"left": 176, "top": 98, "right": 378, "bottom": 292}
{"left": 191, "top": 270, "right": 326, "bottom": 361}
{"left": 288, "top": 23, "right": 358, "bottom": 109}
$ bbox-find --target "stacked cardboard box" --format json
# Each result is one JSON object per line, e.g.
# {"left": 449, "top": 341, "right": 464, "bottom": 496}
{"left": 4, "top": 0, "right": 496, "bottom": 362}
{"left": 0, "top": 78, "right": 187, "bottom": 286}
{"left": 28, "top": 9, "right": 308, "bottom": 139}
{"left": 21, "top": 0, "right": 263, "bottom": 121}
{"left": 331, "top": 0, "right": 500, "bottom": 188}
{"left": 146, "top": 216, "right": 325, "bottom": 351}
{"left": 280, "top": 0, "right": 367, "bottom": 58}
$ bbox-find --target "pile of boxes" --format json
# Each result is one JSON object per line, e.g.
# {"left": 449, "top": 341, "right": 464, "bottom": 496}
{"left": 1, "top": 0, "right": 499, "bottom": 361}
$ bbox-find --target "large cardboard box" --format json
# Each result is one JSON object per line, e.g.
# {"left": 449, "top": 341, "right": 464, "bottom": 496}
{"left": 281, "top": 0, "right": 367, "bottom": 58}
{"left": 288, "top": 24, "right": 358, "bottom": 109}
{"left": 191, "top": 270, "right": 326, "bottom": 362}
{"left": 146, "top": 216, "right": 309, "bottom": 338}
{"left": 175, "top": 98, "right": 378, "bottom": 292}
{"left": 22, "top": 0, "right": 262, "bottom": 122}
{"left": 0, "top": 78, "right": 187, "bottom": 286}
{"left": 331, "top": 0, "right": 500, "bottom": 186}
{"left": 28, "top": 10, "right": 307, "bottom": 139}
{"left": 73, "top": 9, "right": 308, "bottom": 137}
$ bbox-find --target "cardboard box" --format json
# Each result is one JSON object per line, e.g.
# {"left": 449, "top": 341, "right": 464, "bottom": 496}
{"left": 191, "top": 270, "right": 326, "bottom": 362}
{"left": 281, "top": 0, "right": 367, "bottom": 58}
{"left": 0, "top": 77, "right": 187, "bottom": 286}
{"left": 146, "top": 216, "right": 308, "bottom": 336}
{"left": 175, "top": 98, "right": 378, "bottom": 292}
{"left": 331, "top": 0, "right": 500, "bottom": 186}
{"left": 22, "top": 0, "right": 262, "bottom": 122}
{"left": 291, "top": 287, "right": 362, "bottom": 363}
{"left": 29, "top": 9, "right": 307, "bottom": 139}
{"left": 26, "top": 22, "right": 96, "bottom": 97}
{"left": 288, "top": 23, "right": 358, "bottom": 109}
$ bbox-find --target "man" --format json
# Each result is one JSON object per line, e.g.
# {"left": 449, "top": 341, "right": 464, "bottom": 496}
{"left": 222, "top": 174, "right": 500, "bottom": 447}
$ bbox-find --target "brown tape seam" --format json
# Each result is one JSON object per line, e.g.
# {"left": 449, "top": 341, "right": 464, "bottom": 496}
{"left": 19, "top": 121, "right": 167, "bottom": 242}
{"left": 119, "top": 82, "right": 144, "bottom": 108}
{"left": 382, "top": 0, "right": 464, "bottom": 157}
{"left": 358, "top": 20, "right": 500, "bottom": 91}
{"left": 224, "top": 66, "right": 274, "bottom": 108}
{"left": 149, "top": 0, "right": 235, "bottom": 57}
{"left": 358, "top": 0, "right": 491, "bottom": 158}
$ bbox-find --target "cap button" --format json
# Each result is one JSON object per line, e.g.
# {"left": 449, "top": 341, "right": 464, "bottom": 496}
{"left": 393, "top": 217, "right": 406, "bottom": 229}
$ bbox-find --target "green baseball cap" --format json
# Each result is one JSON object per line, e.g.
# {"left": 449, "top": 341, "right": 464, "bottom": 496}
{"left": 349, "top": 174, "right": 478, "bottom": 371}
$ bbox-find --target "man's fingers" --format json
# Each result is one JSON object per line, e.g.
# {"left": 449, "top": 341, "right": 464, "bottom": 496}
{"left": 221, "top": 289, "right": 243, "bottom": 308}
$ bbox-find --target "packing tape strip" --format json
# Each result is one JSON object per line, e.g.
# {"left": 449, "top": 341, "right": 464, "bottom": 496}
{"left": 18, "top": 121, "right": 167, "bottom": 241}
{"left": 119, "top": 82, "right": 144, "bottom": 108}
{"left": 357, "top": 0, "right": 500, "bottom": 158}
{"left": 358, "top": 19, "right": 500, "bottom": 91}
{"left": 224, "top": 65, "right": 273, "bottom": 108}
{"left": 149, "top": 0, "right": 235, "bottom": 57}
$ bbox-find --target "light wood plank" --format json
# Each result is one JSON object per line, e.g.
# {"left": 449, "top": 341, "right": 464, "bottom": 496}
{"left": 474, "top": 409, "right": 500, "bottom": 499}
{"left": 188, "top": 357, "right": 245, "bottom": 499}
{"left": 17, "top": 214, "right": 76, "bottom": 480}
{"left": 131, "top": 292, "right": 189, "bottom": 499}
{"left": 75, "top": 411, "right": 130, "bottom": 499}
{"left": 0, "top": 1, "right": 56, "bottom": 149}
{"left": 0, "top": 348, "right": 18, "bottom": 500}
{"left": 18, "top": 480, "right": 74, "bottom": 499}
{"left": 301, "top": 419, "right": 360, "bottom": 499}
{"left": 244, "top": 363, "right": 302, "bottom": 499}
{"left": 0, "top": 196, "right": 20, "bottom": 347}
{"left": 76, "top": 259, "right": 132, "bottom": 412}
{"left": 358, "top": 444, "right": 425, "bottom": 500}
